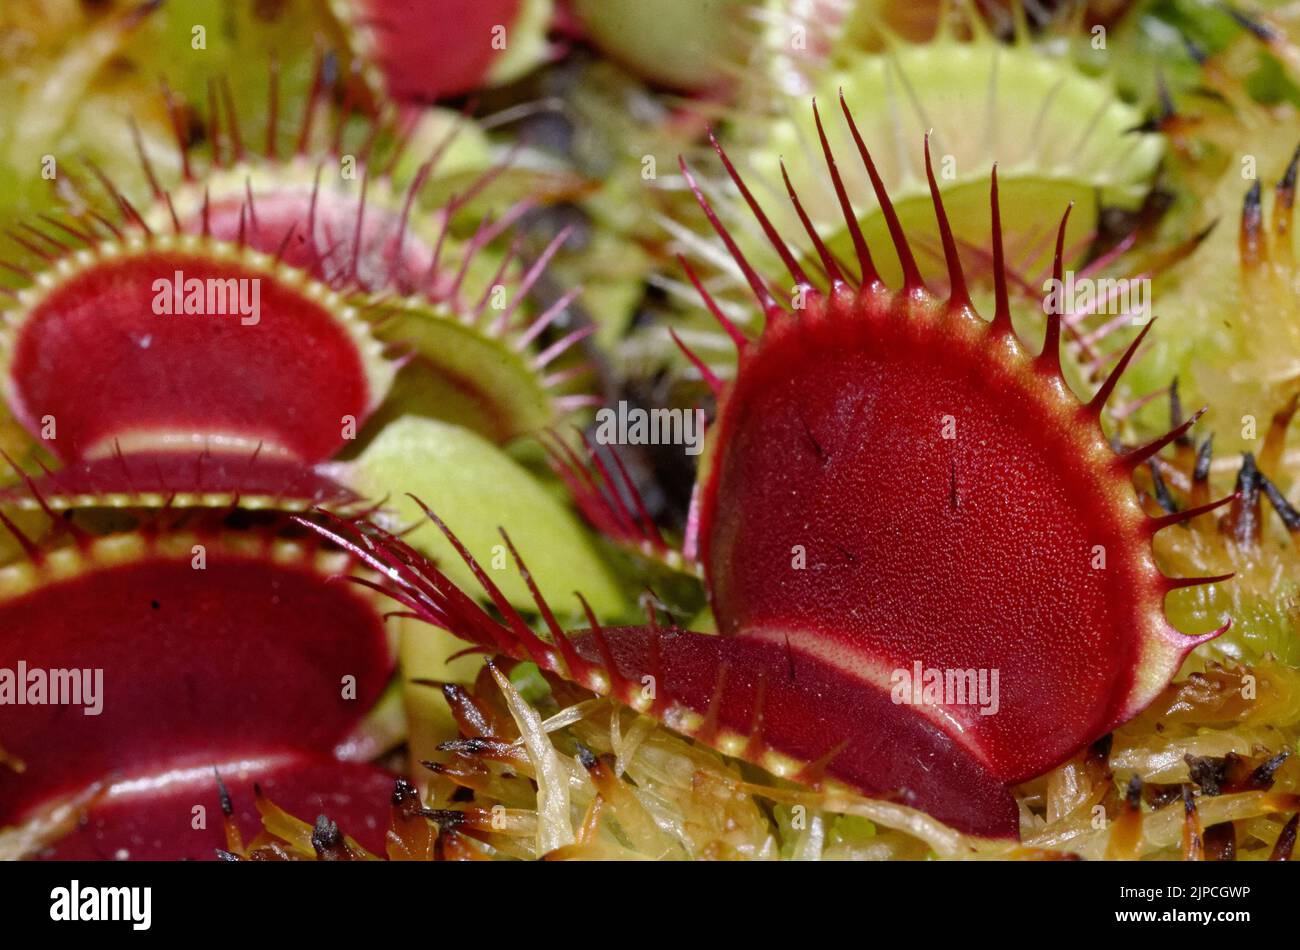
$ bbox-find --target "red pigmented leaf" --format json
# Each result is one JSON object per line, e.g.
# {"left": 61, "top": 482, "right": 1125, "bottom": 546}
{"left": 0, "top": 532, "right": 395, "bottom": 825}
{"left": 1, "top": 240, "right": 392, "bottom": 464}
{"left": 33, "top": 754, "right": 397, "bottom": 861}
{"left": 336, "top": 0, "right": 528, "bottom": 102}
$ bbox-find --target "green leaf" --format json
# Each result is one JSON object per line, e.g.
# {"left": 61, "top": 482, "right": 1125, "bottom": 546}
{"left": 509, "top": 662, "right": 554, "bottom": 705}
{"left": 346, "top": 416, "right": 630, "bottom": 619}
{"left": 362, "top": 300, "right": 559, "bottom": 447}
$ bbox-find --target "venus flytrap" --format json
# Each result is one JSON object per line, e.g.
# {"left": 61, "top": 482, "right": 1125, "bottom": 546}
{"left": 302, "top": 101, "right": 1232, "bottom": 839}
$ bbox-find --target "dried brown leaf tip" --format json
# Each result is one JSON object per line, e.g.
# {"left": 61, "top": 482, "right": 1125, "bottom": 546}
{"left": 1269, "top": 813, "right": 1298, "bottom": 861}
{"left": 1185, "top": 750, "right": 1291, "bottom": 797}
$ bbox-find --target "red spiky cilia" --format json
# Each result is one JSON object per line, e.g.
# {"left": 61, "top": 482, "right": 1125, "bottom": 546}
{"left": 128, "top": 56, "right": 471, "bottom": 295}
{"left": 305, "top": 94, "right": 1233, "bottom": 839}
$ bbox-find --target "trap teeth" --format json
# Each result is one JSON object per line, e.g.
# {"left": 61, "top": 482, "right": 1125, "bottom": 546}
{"left": 30, "top": 754, "right": 398, "bottom": 861}
{"left": 0, "top": 450, "right": 361, "bottom": 513}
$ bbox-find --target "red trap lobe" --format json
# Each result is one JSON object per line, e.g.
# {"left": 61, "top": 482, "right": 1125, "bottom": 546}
{"left": 2, "top": 242, "right": 389, "bottom": 465}
{"left": 337, "top": 0, "right": 528, "bottom": 102}
{"left": 34, "top": 754, "right": 397, "bottom": 861}
{"left": 699, "top": 291, "right": 1166, "bottom": 782}
{"left": 0, "top": 535, "right": 395, "bottom": 826}
{"left": 556, "top": 624, "right": 1018, "bottom": 834}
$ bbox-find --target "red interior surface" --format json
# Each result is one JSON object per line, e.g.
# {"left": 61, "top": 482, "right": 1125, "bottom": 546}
{"left": 351, "top": 0, "right": 523, "bottom": 101}
{"left": 35, "top": 754, "right": 397, "bottom": 860}
{"left": 5, "top": 249, "right": 376, "bottom": 463}
{"left": 0, "top": 543, "right": 394, "bottom": 824}
{"left": 700, "top": 297, "right": 1151, "bottom": 783}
